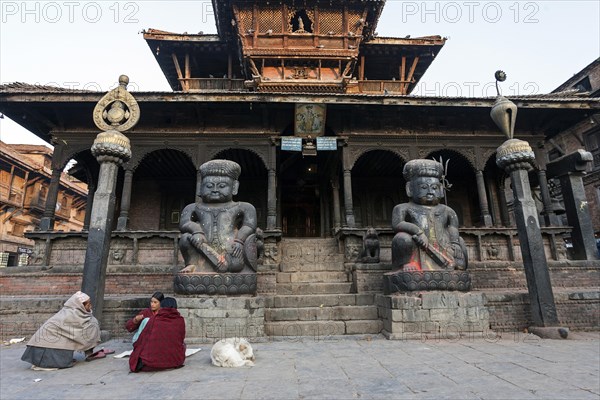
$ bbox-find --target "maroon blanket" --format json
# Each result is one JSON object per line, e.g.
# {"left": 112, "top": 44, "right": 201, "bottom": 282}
{"left": 129, "top": 308, "right": 185, "bottom": 372}
{"left": 125, "top": 307, "right": 155, "bottom": 332}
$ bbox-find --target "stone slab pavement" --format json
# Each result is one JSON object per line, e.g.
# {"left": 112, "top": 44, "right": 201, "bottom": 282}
{"left": 1, "top": 332, "right": 599, "bottom": 400}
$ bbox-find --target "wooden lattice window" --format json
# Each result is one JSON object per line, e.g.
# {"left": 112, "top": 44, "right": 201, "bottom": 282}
{"left": 347, "top": 12, "right": 364, "bottom": 34}
{"left": 319, "top": 10, "right": 341, "bottom": 35}
{"left": 259, "top": 6, "right": 283, "bottom": 33}
{"left": 236, "top": 8, "right": 254, "bottom": 33}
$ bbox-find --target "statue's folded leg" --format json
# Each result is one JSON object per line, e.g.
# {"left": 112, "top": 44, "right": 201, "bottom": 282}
{"left": 451, "top": 237, "right": 468, "bottom": 270}
{"left": 392, "top": 232, "right": 418, "bottom": 270}
{"left": 179, "top": 233, "right": 200, "bottom": 272}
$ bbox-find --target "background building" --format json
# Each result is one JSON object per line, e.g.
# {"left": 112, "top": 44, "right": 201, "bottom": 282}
{"left": 0, "top": 141, "right": 87, "bottom": 267}
{"left": 547, "top": 58, "right": 600, "bottom": 239}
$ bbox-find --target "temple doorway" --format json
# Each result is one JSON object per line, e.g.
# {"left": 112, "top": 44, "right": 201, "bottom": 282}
{"left": 279, "top": 150, "right": 337, "bottom": 237}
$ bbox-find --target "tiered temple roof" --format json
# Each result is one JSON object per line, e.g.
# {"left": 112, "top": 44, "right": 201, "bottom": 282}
{"left": 143, "top": 0, "right": 445, "bottom": 94}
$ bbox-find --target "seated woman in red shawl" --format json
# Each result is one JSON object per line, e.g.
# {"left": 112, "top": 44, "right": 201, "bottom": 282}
{"left": 124, "top": 291, "right": 164, "bottom": 334}
{"left": 129, "top": 297, "right": 186, "bottom": 372}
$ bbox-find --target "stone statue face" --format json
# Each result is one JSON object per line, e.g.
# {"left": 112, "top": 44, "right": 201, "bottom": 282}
{"left": 410, "top": 176, "right": 443, "bottom": 205}
{"left": 200, "top": 175, "right": 238, "bottom": 203}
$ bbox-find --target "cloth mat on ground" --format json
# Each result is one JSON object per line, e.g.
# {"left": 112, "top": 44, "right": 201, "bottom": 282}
{"left": 114, "top": 348, "right": 201, "bottom": 359}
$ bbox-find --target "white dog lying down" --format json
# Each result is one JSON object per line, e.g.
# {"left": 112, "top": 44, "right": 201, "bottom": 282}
{"left": 210, "top": 338, "right": 255, "bottom": 368}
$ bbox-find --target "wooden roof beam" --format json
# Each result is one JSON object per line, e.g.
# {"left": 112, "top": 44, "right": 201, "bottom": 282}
{"left": 172, "top": 53, "right": 185, "bottom": 91}
{"left": 404, "top": 56, "right": 419, "bottom": 94}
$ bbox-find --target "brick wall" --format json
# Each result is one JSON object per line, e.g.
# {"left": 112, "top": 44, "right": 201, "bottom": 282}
{"left": 485, "top": 290, "right": 600, "bottom": 332}
{"left": 129, "top": 179, "right": 162, "bottom": 230}
{"left": 0, "top": 271, "right": 173, "bottom": 297}
{"left": 470, "top": 261, "right": 600, "bottom": 290}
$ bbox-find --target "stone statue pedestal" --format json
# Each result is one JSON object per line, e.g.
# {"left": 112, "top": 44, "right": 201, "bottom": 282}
{"left": 174, "top": 273, "right": 257, "bottom": 295}
{"left": 383, "top": 270, "right": 471, "bottom": 294}
{"left": 177, "top": 296, "right": 265, "bottom": 340}
{"left": 377, "top": 292, "right": 492, "bottom": 340}
{"left": 350, "top": 262, "right": 393, "bottom": 293}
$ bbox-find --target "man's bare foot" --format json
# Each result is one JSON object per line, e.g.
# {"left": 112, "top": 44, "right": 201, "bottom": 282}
{"left": 180, "top": 265, "right": 197, "bottom": 273}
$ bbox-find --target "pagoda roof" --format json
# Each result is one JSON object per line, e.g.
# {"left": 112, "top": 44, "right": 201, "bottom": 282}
{"left": 143, "top": 29, "right": 447, "bottom": 92}
{"left": 143, "top": 29, "right": 235, "bottom": 91}
{"left": 211, "top": 0, "right": 385, "bottom": 42}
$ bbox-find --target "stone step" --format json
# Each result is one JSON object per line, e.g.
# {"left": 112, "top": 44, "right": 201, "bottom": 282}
{"left": 276, "top": 282, "right": 354, "bottom": 295}
{"left": 276, "top": 271, "right": 350, "bottom": 283}
{"left": 265, "top": 305, "right": 379, "bottom": 322}
{"left": 265, "top": 320, "right": 383, "bottom": 336}
{"left": 279, "top": 261, "right": 346, "bottom": 272}
{"left": 280, "top": 238, "right": 338, "bottom": 245}
{"left": 279, "top": 238, "right": 345, "bottom": 273}
{"left": 265, "top": 294, "right": 376, "bottom": 308}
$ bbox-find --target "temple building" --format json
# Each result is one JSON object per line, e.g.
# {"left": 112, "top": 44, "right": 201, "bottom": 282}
{"left": 0, "top": 1, "right": 598, "bottom": 337}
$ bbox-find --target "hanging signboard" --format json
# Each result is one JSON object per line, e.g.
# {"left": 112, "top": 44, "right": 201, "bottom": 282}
{"left": 17, "top": 247, "right": 33, "bottom": 255}
{"left": 294, "top": 103, "right": 326, "bottom": 137}
{"left": 281, "top": 137, "right": 302, "bottom": 151}
{"left": 316, "top": 137, "right": 337, "bottom": 151}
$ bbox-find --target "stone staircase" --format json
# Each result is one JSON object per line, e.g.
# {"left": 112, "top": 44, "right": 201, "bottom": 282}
{"left": 264, "top": 238, "right": 382, "bottom": 336}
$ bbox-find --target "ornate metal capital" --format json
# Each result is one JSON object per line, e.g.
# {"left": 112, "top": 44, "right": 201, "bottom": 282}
{"left": 91, "top": 130, "right": 132, "bottom": 164}
{"left": 496, "top": 138, "right": 535, "bottom": 172}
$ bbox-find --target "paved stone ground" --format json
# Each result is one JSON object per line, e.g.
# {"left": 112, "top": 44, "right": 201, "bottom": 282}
{"left": 1, "top": 332, "right": 598, "bottom": 400}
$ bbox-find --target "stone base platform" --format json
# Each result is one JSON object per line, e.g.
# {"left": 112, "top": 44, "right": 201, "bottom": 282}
{"left": 177, "top": 296, "right": 265, "bottom": 340}
{"left": 174, "top": 273, "right": 257, "bottom": 295}
{"left": 0, "top": 295, "right": 265, "bottom": 341}
{"left": 383, "top": 270, "right": 472, "bottom": 294}
{"left": 377, "top": 291, "right": 492, "bottom": 340}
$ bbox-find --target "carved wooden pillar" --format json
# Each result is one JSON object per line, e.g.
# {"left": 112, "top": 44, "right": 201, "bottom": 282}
{"left": 195, "top": 168, "right": 202, "bottom": 203}
{"left": 331, "top": 178, "right": 341, "bottom": 229}
{"left": 537, "top": 169, "right": 557, "bottom": 227}
{"left": 498, "top": 179, "right": 511, "bottom": 227}
{"left": 267, "top": 168, "right": 277, "bottom": 230}
{"left": 488, "top": 178, "right": 502, "bottom": 227}
{"left": 40, "top": 143, "right": 66, "bottom": 231}
{"left": 116, "top": 166, "right": 134, "bottom": 230}
{"left": 342, "top": 168, "right": 355, "bottom": 227}
{"left": 266, "top": 141, "right": 277, "bottom": 230}
{"left": 341, "top": 145, "right": 355, "bottom": 227}
{"left": 475, "top": 170, "right": 493, "bottom": 227}
{"left": 39, "top": 165, "right": 63, "bottom": 231}
{"left": 83, "top": 179, "right": 96, "bottom": 230}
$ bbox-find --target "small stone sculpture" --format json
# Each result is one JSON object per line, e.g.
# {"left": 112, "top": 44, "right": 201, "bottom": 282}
{"left": 360, "top": 227, "right": 380, "bottom": 263}
{"left": 179, "top": 160, "right": 258, "bottom": 274}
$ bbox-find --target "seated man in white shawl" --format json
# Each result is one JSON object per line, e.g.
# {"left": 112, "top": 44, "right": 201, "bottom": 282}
{"left": 21, "top": 291, "right": 100, "bottom": 370}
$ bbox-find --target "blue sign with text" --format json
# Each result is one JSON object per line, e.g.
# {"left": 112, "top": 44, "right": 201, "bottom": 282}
{"left": 281, "top": 137, "right": 302, "bottom": 151}
{"left": 316, "top": 137, "right": 337, "bottom": 151}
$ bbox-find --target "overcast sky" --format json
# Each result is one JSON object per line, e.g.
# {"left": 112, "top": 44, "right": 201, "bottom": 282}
{"left": 1, "top": 0, "right": 599, "bottom": 147}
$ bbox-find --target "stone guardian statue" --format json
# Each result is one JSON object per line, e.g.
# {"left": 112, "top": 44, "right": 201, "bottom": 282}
{"left": 385, "top": 159, "right": 470, "bottom": 292}
{"left": 179, "top": 160, "right": 258, "bottom": 274}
